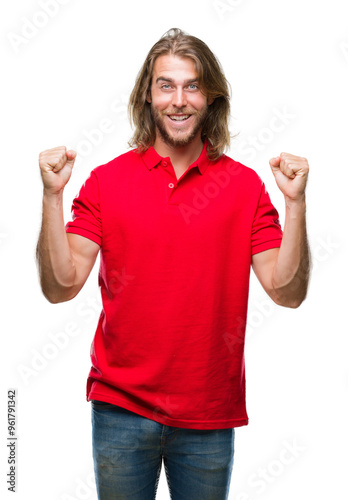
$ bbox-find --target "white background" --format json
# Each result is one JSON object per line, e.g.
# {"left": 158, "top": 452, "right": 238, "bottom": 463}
{"left": 1, "top": 0, "right": 347, "bottom": 498}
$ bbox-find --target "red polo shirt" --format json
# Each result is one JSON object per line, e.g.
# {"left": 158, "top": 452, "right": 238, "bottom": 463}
{"left": 66, "top": 140, "right": 283, "bottom": 429}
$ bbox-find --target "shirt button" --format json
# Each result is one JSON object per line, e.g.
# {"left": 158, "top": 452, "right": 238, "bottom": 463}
{"left": 168, "top": 183, "right": 175, "bottom": 189}
{"left": 162, "top": 161, "right": 168, "bottom": 167}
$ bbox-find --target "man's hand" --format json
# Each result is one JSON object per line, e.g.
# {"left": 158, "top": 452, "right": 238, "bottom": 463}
{"left": 37, "top": 145, "right": 99, "bottom": 303}
{"left": 269, "top": 152, "right": 309, "bottom": 204}
{"left": 252, "top": 151, "right": 311, "bottom": 308}
{"left": 39, "top": 146, "right": 77, "bottom": 195}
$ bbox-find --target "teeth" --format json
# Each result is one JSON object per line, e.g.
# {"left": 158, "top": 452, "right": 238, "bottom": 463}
{"left": 169, "top": 115, "right": 190, "bottom": 121}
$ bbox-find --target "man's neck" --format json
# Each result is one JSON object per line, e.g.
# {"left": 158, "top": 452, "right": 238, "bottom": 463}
{"left": 153, "top": 134, "right": 205, "bottom": 174}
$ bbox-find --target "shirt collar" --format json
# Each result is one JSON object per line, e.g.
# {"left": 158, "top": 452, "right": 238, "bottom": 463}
{"left": 139, "top": 139, "right": 212, "bottom": 175}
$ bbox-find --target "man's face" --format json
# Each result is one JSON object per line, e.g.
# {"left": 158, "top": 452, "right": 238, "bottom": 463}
{"left": 147, "top": 54, "right": 213, "bottom": 148}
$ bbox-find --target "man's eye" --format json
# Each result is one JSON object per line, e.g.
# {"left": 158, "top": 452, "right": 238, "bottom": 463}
{"left": 188, "top": 84, "right": 198, "bottom": 90}
{"left": 161, "top": 84, "right": 171, "bottom": 89}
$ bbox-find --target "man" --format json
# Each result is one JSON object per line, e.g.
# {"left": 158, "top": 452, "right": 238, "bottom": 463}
{"left": 37, "top": 28, "right": 310, "bottom": 500}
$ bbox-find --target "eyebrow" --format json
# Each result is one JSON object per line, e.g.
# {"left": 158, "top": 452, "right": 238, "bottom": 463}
{"left": 155, "top": 77, "right": 199, "bottom": 85}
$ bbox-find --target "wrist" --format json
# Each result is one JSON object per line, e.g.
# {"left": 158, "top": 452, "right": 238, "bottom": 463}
{"left": 285, "top": 195, "right": 306, "bottom": 219}
{"left": 43, "top": 188, "right": 64, "bottom": 205}
{"left": 284, "top": 194, "right": 306, "bottom": 213}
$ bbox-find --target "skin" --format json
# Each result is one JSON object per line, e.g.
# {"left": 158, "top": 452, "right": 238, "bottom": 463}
{"left": 36, "top": 54, "right": 310, "bottom": 307}
{"left": 37, "top": 147, "right": 100, "bottom": 303}
{"left": 253, "top": 153, "right": 310, "bottom": 307}
{"left": 146, "top": 54, "right": 214, "bottom": 179}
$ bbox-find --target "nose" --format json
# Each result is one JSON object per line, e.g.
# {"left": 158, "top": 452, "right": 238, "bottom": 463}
{"left": 172, "top": 87, "right": 187, "bottom": 109}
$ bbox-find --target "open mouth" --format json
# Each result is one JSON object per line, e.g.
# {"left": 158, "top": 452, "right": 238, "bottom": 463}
{"left": 167, "top": 114, "right": 191, "bottom": 122}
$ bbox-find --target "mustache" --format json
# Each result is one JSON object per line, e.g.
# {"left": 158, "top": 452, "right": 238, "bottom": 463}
{"left": 163, "top": 110, "right": 195, "bottom": 115}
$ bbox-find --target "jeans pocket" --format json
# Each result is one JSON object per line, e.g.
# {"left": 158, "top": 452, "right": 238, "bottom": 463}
{"left": 91, "top": 399, "right": 114, "bottom": 410}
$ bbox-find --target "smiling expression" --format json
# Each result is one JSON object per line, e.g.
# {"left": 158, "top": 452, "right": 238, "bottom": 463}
{"left": 147, "top": 54, "right": 214, "bottom": 148}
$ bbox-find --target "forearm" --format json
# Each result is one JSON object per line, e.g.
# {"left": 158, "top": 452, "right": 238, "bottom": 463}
{"left": 271, "top": 196, "right": 311, "bottom": 307}
{"left": 36, "top": 190, "right": 77, "bottom": 303}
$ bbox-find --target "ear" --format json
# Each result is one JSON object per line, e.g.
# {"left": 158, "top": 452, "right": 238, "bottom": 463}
{"left": 208, "top": 96, "right": 215, "bottom": 105}
{"left": 146, "top": 90, "right": 152, "bottom": 103}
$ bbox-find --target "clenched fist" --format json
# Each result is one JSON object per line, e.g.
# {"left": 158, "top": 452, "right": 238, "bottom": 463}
{"left": 269, "top": 152, "right": 309, "bottom": 204}
{"left": 39, "top": 146, "right": 77, "bottom": 195}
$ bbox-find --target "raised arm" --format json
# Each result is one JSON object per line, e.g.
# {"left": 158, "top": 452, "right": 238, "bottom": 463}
{"left": 36, "top": 146, "right": 100, "bottom": 304}
{"left": 252, "top": 153, "right": 311, "bottom": 308}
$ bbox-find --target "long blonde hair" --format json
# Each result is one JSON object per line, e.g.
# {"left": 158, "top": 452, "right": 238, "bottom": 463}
{"left": 128, "top": 28, "right": 232, "bottom": 161}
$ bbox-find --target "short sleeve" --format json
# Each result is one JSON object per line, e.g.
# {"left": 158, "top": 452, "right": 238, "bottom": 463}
{"left": 65, "top": 170, "right": 102, "bottom": 246}
{"left": 251, "top": 181, "right": 283, "bottom": 256}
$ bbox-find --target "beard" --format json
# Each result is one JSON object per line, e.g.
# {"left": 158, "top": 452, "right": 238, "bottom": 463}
{"left": 151, "top": 103, "right": 209, "bottom": 148}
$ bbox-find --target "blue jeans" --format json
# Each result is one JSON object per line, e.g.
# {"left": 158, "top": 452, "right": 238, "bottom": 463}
{"left": 91, "top": 400, "right": 235, "bottom": 500}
